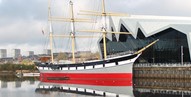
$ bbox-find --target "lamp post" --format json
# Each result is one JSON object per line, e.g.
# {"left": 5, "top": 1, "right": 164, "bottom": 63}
{"left": 181, "top": 46, "right": 183, "bottom": 65}
{"left": 20, "top": 65, "right": 23, "bottom": 75}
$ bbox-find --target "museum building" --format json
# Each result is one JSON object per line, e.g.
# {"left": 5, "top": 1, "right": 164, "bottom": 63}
{"left": 99, "top": 15, "right": 191, "bottom": 63}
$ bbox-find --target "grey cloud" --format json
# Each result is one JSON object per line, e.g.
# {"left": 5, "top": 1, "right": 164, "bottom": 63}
{"left": 107, "top": 0, "right": 191, "bottom": 16}
{"left": 0, "top": 0, "right": 47, "bottom": 20}
{"left": 0, "top": 0, "right": 48, "bottom": 45}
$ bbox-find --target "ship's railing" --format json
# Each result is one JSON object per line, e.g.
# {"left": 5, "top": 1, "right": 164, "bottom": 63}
{"left": 37, "top": 61, "right": 107, "bottom": 71}
{"left": 36, "top": 53, "right": 136, "bottom": 71}
{"left": 38, "top": 62, "right": 116, "bottom": 71}
{"left": 38, "top": 63, "right": 114, "bottom": 71}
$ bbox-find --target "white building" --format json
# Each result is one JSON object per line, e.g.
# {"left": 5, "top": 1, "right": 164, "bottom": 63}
{"left": 43, "top": 49, "right": 51, "bottom": 55}
{"left": 0, "top": 49, "right": 7, "bottom": 58}
{"left": 12, "top": 49, "right": 21, "bottom": 59}
{"left": 27, "top": 51, "right": 34, "bottom": 56}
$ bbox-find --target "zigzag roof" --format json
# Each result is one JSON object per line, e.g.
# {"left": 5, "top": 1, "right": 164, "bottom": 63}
{"left": 110, "top": 15, "right": 191, "bottom": 38}
{"left": 109, "top": 15, "right": 191, "bottom": 59}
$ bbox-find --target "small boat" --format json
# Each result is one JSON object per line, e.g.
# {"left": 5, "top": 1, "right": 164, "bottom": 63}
{"left": 15, "top": 72, "right": 40, "bottom": 78}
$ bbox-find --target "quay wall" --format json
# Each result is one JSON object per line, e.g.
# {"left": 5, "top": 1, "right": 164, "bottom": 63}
{"left": 133, "top": 63, "right": 191, "bottom": 79}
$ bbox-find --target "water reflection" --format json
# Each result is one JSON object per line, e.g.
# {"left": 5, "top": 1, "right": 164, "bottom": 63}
{"left": 0, "top": 75, "right": 39, "bottom": 97}
{"left": 1, "top": 75, "right": 191, "bottom": 97}
{"left": 0, "top": 80, "right": 35, "bottom": 88}
{"left": 0, "top": 75, "right": 38, "bottom": 89}
{"left": 37, "top": 76, "right": 134, "bottom": 97}
{"left": 134, "top": 78, "right": 191, "bottom": 97}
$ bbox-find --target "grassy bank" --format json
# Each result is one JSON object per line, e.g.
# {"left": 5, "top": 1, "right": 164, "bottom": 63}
{"left": 0, "top": 63, "right": 37, "bottom": 72}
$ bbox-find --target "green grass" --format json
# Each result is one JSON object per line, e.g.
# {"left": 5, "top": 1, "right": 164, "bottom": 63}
{"left": 0, "top": 64, "right": 36, "bottom": 71}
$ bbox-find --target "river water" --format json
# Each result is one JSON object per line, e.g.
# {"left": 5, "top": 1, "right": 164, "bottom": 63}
{"left": 0, "top": 75, "right": 190, "bottom": 97}
{"left": 0, "top": 75, "right": 134, "bottom": 97}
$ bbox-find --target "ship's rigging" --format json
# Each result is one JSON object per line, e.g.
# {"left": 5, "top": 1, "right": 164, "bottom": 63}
{"left": 46, "top": 0, "right": 159, "bottom": 64}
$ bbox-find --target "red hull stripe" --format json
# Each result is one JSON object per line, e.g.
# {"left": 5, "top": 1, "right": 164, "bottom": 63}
{"left": 40, "top": 73, "right": 132, "bottom": 86}
{"left": 41, "top": 73, "right": 132, "bottom": 79}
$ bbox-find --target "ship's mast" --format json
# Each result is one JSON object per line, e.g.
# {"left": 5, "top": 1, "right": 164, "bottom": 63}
{"left": 47, "top": 0, "right": 158, "bottom": 63}
{"left": 48, "top": 0, "right": 96, "bottom": 63}
{"left": 78, "top": 0, "right": 131, "bottom": 60}
{"left": 48, "top": 0, "right": 54, "bottom": 63}
{"left": 70, "top": 0, "right": 76, "bottom": 63}
{"left": 48, "top": 0, "right": 77, "bottom": 63}
{"left": 49, "top": 24, "right": 54, "bottom": 63}
{"left": 101, "top": 0, "right": 107, "bottom": 60}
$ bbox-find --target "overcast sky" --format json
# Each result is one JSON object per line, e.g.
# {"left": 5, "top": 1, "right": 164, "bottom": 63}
{"left": 1, "top": 0, "right": 191, "bottom": 56}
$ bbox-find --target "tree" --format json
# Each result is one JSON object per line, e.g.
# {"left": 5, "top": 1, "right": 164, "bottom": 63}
{"left": 56, "top": 52, "right": 68, "bottom": 61}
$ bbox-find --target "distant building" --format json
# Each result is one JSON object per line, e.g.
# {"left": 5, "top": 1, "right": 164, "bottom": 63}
{"left": 0, "top": 49, "right": 7, "bottom": 58}
{"left": 12, "top": 49, "right": 21, "bottom": 59}
{"left": 43, "top": 49, "right": 51, "bottom": 55}
{"left": 0, "top": 57, "right": 14, "bottom": 64}
{"left": 27, "top": 51, "right": 34, "bottom": 57}
{"left": 76, "top": 51, "right": 91, "bottom": 54}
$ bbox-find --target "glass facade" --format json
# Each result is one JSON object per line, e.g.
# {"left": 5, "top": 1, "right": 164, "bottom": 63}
{"left": 99, "top": 24, "right": 190, "bottom": 63}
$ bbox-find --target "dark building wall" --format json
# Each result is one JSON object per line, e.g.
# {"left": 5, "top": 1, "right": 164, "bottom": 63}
{"left": 100, "top": 24, "right": 190, "bottom": 63}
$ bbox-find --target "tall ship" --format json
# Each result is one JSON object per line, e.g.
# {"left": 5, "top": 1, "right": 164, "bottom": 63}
{"left": 35, "top": 0, "right": 158, "bottom": 81}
